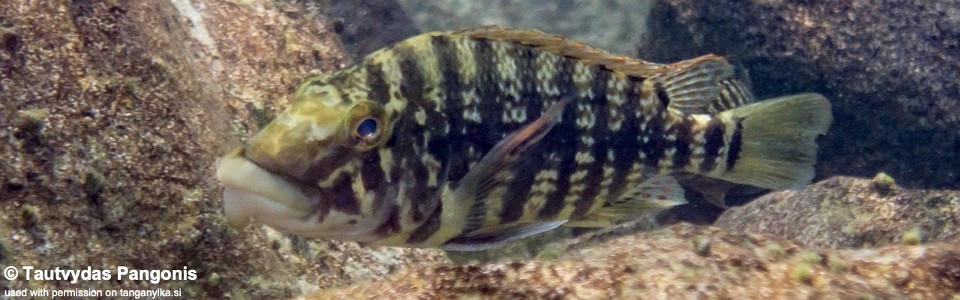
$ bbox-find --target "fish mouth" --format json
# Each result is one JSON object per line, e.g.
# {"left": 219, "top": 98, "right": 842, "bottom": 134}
{"left": 216, "top": 148, "right": 392, "bottom": 241}
{"left": 215, "top": 148, "right": 314, "bottom": 230}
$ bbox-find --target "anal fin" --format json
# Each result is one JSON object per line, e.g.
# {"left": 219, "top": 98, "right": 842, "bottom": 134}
{"left": 567, "top": 175, "right": 687, "bottom": 228}
{"left": 674, "top": 172, "right": 736, "bottom": 208}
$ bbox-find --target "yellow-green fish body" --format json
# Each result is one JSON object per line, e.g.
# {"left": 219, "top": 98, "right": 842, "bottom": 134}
{"left": 216, "top": 27, "right": 832, "bottom": 250}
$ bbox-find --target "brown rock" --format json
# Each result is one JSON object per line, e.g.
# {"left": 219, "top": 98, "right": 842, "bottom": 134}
{"left": 0, "top": 1, "right": 444, "bottom": 297}
{"left": 310, "top": 223, "right": 960, "bottom": 299}
{"left": 716, "top": 176, "right": 960, "bottom": 249}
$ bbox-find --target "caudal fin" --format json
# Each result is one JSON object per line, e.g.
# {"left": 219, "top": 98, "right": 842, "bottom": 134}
{"left": 707, "top": 94, "right": 832, "bottom": 190}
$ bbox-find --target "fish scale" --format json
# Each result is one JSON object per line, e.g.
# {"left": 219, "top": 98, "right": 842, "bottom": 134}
{"left": 216, "top": 26, "right": 832, "bottom": 250}
{"left": 355, "top": 30, "right": 694, "bottom": 242}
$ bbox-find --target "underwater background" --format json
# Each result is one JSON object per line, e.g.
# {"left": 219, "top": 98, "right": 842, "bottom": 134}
{"left": 1, "top": 0, "right": 958, "bottom": 298}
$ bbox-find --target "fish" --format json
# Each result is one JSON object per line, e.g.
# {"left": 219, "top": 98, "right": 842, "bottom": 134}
{"left": 215, "top": 26, "right": 832, "bottom": 251}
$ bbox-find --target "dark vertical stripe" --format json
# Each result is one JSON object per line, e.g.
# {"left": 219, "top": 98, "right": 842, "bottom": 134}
{"left": 472, "top": 38, "right": 504, "bottom": 156}
{"left": 431, "top": 35, "right": 463, "bottom": 184}
{"left": 428, "top": 36, "right": 474, "bottom": 182}
{"left": 672, "top": 119, "right": 693, "bottom": 170}
{"left": 386, "top": 164, "right": 403, "bottom": 214}
{"left": 726, "top": 120, "right": 744, "bottom": 171}
{"left": 388, "top": 96, "right": 422, "bottom": 224}
{"left": 360, "top": 152, "right": 383, "bottom": 191}
{"left": 431, "top": 35, "right": 463, "bottom": 98}
{"left": 640, "top": 107, "right": 666, "bottom": 169}
{"left": 700, "top": 118, "right": 725, "bottom": 172}
{"left": 325, "top": 173, "right": 360, "bottom": 215}
{"left": 365, "top": 61, "right": 390, "bottom": 103}
{"left": 517, "top": 45, "right": 543, "bottom": 136}
{"left": 515, "top": 44, "right": 539, "bottom": 108}
{"left": 407, "top": 160, "right": 431, "bottom": 223}
{"left": 606, "top": 75, "right": 642, "bottom": 199}
{"left": 654, "top": 82, "right": 670, "bottom": 107}
{"left": 359, "top": 151, "right": 386, "bottom": 215}
{"left": 427, "top": 136, "right": 450, "bottom": 178}
{"left": 552, "top": 55, "right": 576, "bottom": 96}
{"left": 571, "top": 67, "right": 610, "bottom": 219}
{"left": 396, "top": 47, "right": 426, "bottom": 104}
{"left": 388, "top": 163, "right": 403, "bottom": 188}
{"left": 538, "top": 56, "right": 577, "bottom": 219}
{"left": 589, "top": 66, "right": 611, "bottom": 105}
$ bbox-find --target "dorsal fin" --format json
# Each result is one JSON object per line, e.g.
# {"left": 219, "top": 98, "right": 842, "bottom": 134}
{"left": 705, "top": 78, "right": 756, "bottom": 114}
{"left": 449, "top": 26, "right": 752, "bottom": 114}
{"left": 452, "top": 26, "right": 727, "bottom": 78}
{"left": 646, "top": 56, "right": 738, "bottom": 115}
{"left": 660, "top": 77, "right": 757, "bottom": 116}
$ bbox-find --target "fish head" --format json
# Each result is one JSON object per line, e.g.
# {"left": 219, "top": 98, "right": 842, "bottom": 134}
{"left": 245, "top": 76, "right": 393, "bottom": 181}
{"left": 216, "top": 75, "right": 395, "bottom": 240}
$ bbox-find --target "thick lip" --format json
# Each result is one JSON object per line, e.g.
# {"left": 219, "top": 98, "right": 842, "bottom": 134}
{"left": 216, "top": 148, "right": 394, "bottom": 241}
{"left": 215, "top": 148, "right": 314, "bottom": 227}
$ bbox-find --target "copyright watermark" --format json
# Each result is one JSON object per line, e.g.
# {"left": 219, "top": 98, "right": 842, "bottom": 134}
{"left": 4, "top": 266, "right": 18, "bottom": 280}
{"left": 2, "top": 265, "right": 197, "bottom": 284}
{"left": 2, "top": 266, "right": 196, "bottom": 298}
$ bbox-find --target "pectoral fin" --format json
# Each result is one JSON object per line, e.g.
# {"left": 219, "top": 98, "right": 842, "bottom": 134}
{"left": 447, "top": 97, "right": 574, "bottom": 233}
{"left": 441, "top": 220, "right": 567, "bottom": 251}
{"left": 567, "top": 175, "right": 687, "bottom": 228}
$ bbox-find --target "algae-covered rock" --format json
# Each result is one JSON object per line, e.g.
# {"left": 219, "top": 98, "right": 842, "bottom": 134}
{"left": 0, "top": 0, "right": 444, "bottom": 297}
{"left": 310, "top": 223, "right": 960, "bottom": 299}
{"left": 716, "top": 176, "right": 960, "bottom": 249}
{"left": 640, "top": 0, "right": 960, "bottom": 188}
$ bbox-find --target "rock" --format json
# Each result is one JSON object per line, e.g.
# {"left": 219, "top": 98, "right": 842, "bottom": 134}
{"left": 309, "top": 223, "right": 960, "bottom": 299}
{"left": 0, "top": 1, "right": 445, "bottom": 297}
{"left": 328, "top": 0, "right": 420, "bottom": 60}
{"left": 639, "top": 0, "right": 960, "bottom": 188}
{"left": 716, "top": 176, "right": 960, "bottom": 249}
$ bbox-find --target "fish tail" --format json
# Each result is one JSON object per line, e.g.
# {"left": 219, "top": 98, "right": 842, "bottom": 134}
{"left": 705, "top": 93, "right": 832, "bottom": 190}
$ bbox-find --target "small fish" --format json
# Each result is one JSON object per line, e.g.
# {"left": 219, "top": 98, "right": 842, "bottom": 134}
{"left": 216, "top": 27, "right": 832, "bottom": 251}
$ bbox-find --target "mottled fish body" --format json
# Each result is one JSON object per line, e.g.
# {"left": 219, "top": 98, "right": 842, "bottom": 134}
{"left": 217, "top": 27, "right": 832, "bottom": 250}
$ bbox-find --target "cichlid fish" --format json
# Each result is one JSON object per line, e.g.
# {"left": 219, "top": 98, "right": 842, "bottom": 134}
{"left": 216, "top": 27, "right": 832, "bottom": 251}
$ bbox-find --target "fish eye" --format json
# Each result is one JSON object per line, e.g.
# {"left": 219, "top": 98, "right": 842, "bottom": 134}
{"left": 345, "top": 102, "right": 386, "bottom": 150}
{"left": 355, "top": 118, "right": 378, "bottom": 141}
